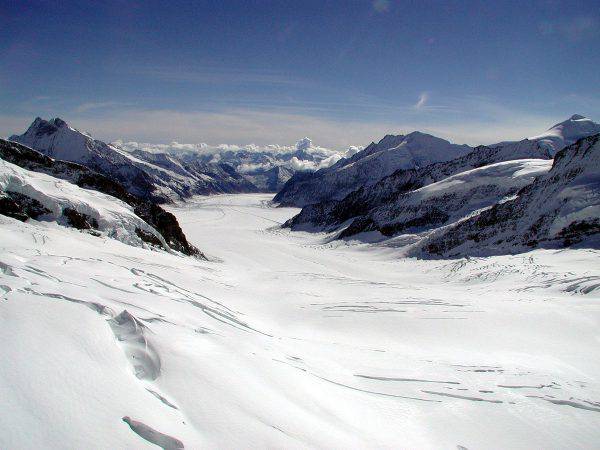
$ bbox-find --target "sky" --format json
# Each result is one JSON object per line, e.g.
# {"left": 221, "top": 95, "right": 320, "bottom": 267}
{"left": 1, "top": 0, "right": 599, "bottom": 149}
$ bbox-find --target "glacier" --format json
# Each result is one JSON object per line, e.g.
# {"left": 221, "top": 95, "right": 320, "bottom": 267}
{"left": 1, "top": 193, "right": 599, "bottom": 449}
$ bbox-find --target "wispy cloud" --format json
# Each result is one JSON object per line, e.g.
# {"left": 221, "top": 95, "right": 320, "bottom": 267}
{"left": 372, "top": 0, "right": 391, "bottom": 13}
{"left": 1, "top": 92, "right": 580, "bottom": 148}
{"left": 414, "top": 92, "right": 429, "bottom": 110}
{"left": 75, "top": 101, "right": 130, "bottom": 113}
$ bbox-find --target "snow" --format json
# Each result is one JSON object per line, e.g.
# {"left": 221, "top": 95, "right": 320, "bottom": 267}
{"left": 275, "top": 132, "right": 473, "bottom": 206}
{"left": 0, "top": 158, "right": 165, "bottom": 249}
{"left": 1, "top": 193, "right": 599, "bottom": 449}
{"left": 529, "top": 114, "right": 600, "bottom": 154}
{"left": 409, "top": 159, "right": 551, "bottom": 198}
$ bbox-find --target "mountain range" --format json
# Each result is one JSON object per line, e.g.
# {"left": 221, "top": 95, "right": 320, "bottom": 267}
{"left": 283, "top": 114, "right": 600, "bottom": 256}
{"left": 9, "top": 118, "right": 349, "bottom": 202}
{"left": 3, "top": 114, "right": 600, "bottom": 257}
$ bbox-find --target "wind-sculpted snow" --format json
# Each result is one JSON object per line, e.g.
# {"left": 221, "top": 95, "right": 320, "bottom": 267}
{"left": 1, "top": 194, "right": 599, "bottom": 448}
{"left": 419, "top": 134, "right": 600, "bottom": 257}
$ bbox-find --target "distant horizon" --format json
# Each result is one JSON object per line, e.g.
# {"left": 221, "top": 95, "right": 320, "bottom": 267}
{"left": 4, "top": 112, "right": 597, "bottom": 154}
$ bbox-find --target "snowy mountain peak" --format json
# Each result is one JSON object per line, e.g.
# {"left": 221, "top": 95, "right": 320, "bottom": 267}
{"left": 11, "top": 117, "right": 100, "bottom": 164}
{"left": 548, "top": 114, "right": 598, "bottom": 133}
{"left": 24, "top": 116, "right": 71, "bottom": 138}
{"left": 529, "top": 114, "right": 600, "bottom": 155}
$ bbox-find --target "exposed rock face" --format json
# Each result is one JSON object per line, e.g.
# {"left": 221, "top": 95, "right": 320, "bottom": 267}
{"left": 133, "top": 202, "right": 200, "bottom": 256}
{"left": 274, "top": 132, "right": 473, "bottom": 207}
{"left": 417, "top": 134, "right": 600, "bottom": 257}
{"left": 63, "top": 208, "right": 99, "bottom": 230}
{"left": 0, "top": 138, "right": 203, "bottom": 258}
{"left": 0, "top": 191, "right": 51, "bottom": 222}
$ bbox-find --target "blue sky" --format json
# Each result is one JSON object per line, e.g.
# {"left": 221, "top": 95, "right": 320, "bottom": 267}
{"left": 1, "top": 0, "right": 599, "bottom": 148}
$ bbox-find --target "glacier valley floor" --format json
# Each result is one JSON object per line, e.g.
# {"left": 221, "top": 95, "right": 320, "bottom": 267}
{"left": 1, "top": 193, "right": 599, "bottom": 449}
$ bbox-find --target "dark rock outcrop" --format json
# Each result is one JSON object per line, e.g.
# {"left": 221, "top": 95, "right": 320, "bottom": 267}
{"left": 0, "top": 191, "right": 51, "bottom": 222}
{"left": 63, "top": 208, "right": 99, "bottom": 230}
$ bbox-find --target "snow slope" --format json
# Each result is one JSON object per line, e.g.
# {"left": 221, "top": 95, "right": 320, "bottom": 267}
{"left": 530, "top": 114, "right": 600, "bottom": 154}
{"left": 0, "top": 158, "right": 166, "bottom": 249}
{"left": 419, "top": 133, "right": 600, "bottom": 257}
{"left": 0, "top": 138, "right": 202, "bottom": 257}
{"left": 286, "top": 139, "right": 553, "bottom": 233}
{"left": 334, "top": 159, "right": 552, "bottom": 239}
{"left": 1, "top": 193, "right": 599, "bottom": 449}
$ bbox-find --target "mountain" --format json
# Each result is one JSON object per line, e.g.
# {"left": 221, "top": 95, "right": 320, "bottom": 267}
{"left": 245, "top": 165, "right": 295, "bottom": 192}
{"left": 276, "top": 116, "right": 600, "bottom": 209}
{"left": 273, "top": 132, "right": 473, "bottom": 207}
{"left": 120, "top": 148, "right": 260, "bottom": 196}
{"left": 418, "top": 133, "right": 600, "bottom": 257}
{"left": 0, "top": 157, "right": 172, "bottom": 251}
{"left": 10, "top": 118, "right": 262, "bottom": 202}
{"left": 10, "top": 118, "right": 168, "bottom": 201}
{"left": 114, "top": 136, "right": 346, "bottom": 193}
{"left": 529, "top": 114, "right": 600, "bottom": 154}
{"left": 0, "top": 138, "right": 202, "bottom": 257}
{"left": 286, "top": 138, "right": 553, "bottom": 232}
{"left": 284, "top": 116, "right": 600, "bottom": 242}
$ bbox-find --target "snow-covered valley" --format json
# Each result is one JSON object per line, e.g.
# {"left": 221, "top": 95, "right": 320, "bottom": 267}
{"left": 1, "top": 193, "right": 599, "bottom": 449}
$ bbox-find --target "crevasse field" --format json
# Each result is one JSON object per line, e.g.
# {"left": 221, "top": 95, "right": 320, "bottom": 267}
{"left": 1, "top": 193, "right": 599, "bottom": 449}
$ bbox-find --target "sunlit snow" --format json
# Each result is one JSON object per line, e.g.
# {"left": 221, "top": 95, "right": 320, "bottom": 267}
{"left": 0, "top": 194, "right": 599, "bottom": 448}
